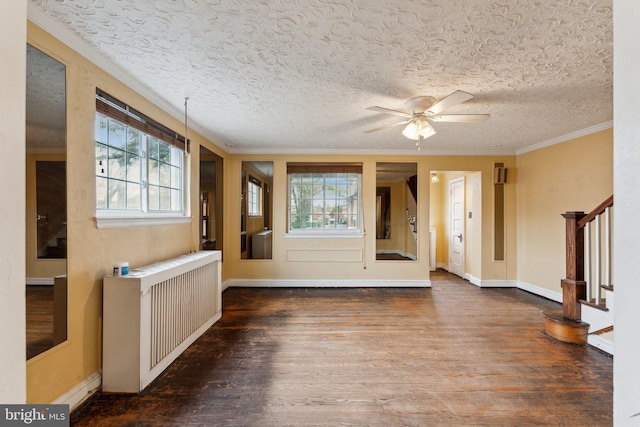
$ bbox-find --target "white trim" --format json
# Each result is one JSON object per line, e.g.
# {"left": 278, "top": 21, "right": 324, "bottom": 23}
{"left": 52, "top": 370, "right": 101, "bottom": 411}
{"left": 588, "top": 332, "right": 614, "bottom": 356}
{"left": 223, "top": 279, "right": 431, "bottom": 290}
{"left": 515, "top": 121, "right": 613, "bottom": 155}
{"left": 516, "top": 280, "right": 563, "bottom": 303}
{"left": 285, "top": 232, "right": 364, "bottom": 239}
{"left": 95, "top": 215, "right": 192, "bottom": 229}
{"left": 26, "top": 277, "right": 54, "bottom": 285}
{"left": 228, "top": 146, "right": 518, "bottom": 156}
{"left": 465, "top": 274, "right": 516, "bottom": 288}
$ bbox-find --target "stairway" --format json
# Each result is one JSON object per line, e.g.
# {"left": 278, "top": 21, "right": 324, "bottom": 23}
{"left": 543, "top": 195, "right": 614, "bottom": 355}
{"left": 580, "top": 286, "right": 614, "bottom": 355}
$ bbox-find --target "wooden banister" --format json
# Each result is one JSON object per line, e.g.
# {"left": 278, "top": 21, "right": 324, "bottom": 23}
{"left": 577, "top": 195, "right": 613, "bottom": 229}
{"left": 561, "top": 195, "right": 614, "bottom": 321}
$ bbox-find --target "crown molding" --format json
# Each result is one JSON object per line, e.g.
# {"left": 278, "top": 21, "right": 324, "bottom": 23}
{"left": 515, "top": 121, "right": 613, "bottom": 155}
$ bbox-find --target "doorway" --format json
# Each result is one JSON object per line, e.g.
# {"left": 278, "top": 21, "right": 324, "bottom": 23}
{"left": 430, "top": 171, "right": 482, "bottom": 279}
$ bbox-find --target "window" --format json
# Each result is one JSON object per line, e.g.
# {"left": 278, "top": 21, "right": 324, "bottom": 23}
{"left": 94, "top": 90, "right": 188, "bottom": 227}
{"left": 247, "top": 176, "right": 262, "bottom": 217}
{"left": 288, "top": 163, "right": 362, "bottom": 234}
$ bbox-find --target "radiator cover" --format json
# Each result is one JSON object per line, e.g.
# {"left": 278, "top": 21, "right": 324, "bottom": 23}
{"left": 102, "top": 251, "right": 222, "bottom": 393}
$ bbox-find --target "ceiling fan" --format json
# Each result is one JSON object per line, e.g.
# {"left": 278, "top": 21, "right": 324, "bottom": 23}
{"left": 364, "top": 90, "right": 490, "bottom": 141}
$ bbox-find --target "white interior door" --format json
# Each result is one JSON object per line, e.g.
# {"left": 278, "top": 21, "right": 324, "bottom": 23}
{"left": 449, "top": 177, "right": 465, "bottom": 277}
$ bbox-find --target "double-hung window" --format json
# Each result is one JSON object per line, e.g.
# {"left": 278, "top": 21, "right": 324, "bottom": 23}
{"left": 287, "top": 163, "right": 362, "bottom": 236}
{"left": 95, "top": 90, "right": 188, "bottom": 228}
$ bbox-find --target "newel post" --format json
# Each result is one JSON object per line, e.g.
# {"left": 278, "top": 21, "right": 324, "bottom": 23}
{"left": 561, "top": 211, "right": 587, "bottom": 320}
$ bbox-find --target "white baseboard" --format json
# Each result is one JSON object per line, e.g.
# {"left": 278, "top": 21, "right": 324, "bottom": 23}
{"left": 465, "top": 274, "right": 516, "bottom": 288}
{"left": 52, "top": 370, "right": 101, "bottom": 412}
{"left": 224, "top": 279, "right": 431, "bottom": 289}
{"left": 588, "top": 333, "right": 614, "bottom": 356}
{"left": 26, "top": 277, "right": 54, "bottom": 285}
{"left": 516, "top": 280, "right": 563, "bottom": 303}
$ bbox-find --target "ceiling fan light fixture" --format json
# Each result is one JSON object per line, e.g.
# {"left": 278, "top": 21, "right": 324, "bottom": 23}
{"left": 402, "top": 118, "right": 435, "bottom": 140}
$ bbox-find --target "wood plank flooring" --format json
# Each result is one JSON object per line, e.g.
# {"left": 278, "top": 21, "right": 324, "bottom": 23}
{"left": 26, "top": 285, "right": 55, "bottom": 359}
{"left": 72, "top": 270, "right": 612, "bottom": 426}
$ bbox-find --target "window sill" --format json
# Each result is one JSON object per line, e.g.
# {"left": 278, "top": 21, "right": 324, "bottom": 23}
{"left": 285, "top": 231, "right": 364, "bottom": 239}
{"left": 95, "top": 213, "right": 192, "bottom": 229}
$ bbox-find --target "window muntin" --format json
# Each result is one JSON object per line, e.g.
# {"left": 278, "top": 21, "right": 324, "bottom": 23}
{"left": 96, "top": 113, "right": 183, "bottom": 213}
{"left": 289, "top": 171, "right": 360, "bottom": 232}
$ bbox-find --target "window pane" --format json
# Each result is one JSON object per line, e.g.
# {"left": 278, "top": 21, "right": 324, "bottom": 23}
{"left": 126, "top": 128, "right": 141, "bottom": 154}
{"left": 96, "top": 143, "right": 107, "bottom": 177}
{"left": 148, "top": 185, "right": 159, "bottom": 210}
{"left": 158, "top": 142, "right": 171, "bottom": 163}
{"left": 159, "top": 187, "right": 171, "bottom": 210}
{"left": 171, "top": 147, "right": 182, "bottom": 167}
{"left": 159, "top": 163, "right": 171, "bottom": 187}
{"left": 126, "top": 153, "right": 141, "bottom": 183}
{"left": 96, "top": 114, "right": 108, "bottom": 144}
{"left": 127, "top": 183, "right": 141, "bottom": 210}
{"left": 108, "top": 147, "right": 126, "bottom": 180}
{"left": 148, "top": 137, "right": 159, "bottom": 160}
{"left": 171, "top": 189, "right": 181, "bottom": 211}
{"left": 170, "top": 166, "right": 181, "bottom": 189}
{"left": 96, "top": 177, "right": 108, "bottom": 209}
{"left": 108, "top": 120, "right": 126, "bottom": 149}
{"left": 148, "top": 159, "right": 159, "bottom": 186}
{"left": 108, "top": 179, "right": 126, "bottom": 210}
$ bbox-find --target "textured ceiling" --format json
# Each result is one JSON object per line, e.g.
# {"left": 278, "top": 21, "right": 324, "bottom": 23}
{"left": 29, "top": 0, "right": 612, "bottom": 154}
{"left": 26, "top": 44, "right": 66, "bottom": 153}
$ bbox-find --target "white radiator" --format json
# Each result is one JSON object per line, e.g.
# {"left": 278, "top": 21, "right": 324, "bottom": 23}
{"left": 103, "top": 251, "right": 222, "bottom": 393}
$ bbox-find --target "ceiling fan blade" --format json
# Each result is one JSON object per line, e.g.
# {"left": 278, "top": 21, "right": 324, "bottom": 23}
{"left": 363, "top": 120, "right": 410, "bottom": 134}
{"left": 426, "top": 90, "right": 474, "bottom": 115}
{"left": 366, "top": 106, "right": 412, "bottom": 118}
{"left": 430, "top": 114, "right": 490, "bottom": 123}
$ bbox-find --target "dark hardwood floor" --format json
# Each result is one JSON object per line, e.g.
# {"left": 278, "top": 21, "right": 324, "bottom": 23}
{"left": 72, "top": 270, "right": 613, "bottom": 426}
{"left": 26, "top": 285, "right": 55, "bottom": 359}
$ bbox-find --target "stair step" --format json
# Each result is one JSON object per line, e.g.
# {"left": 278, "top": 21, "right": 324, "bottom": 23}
{"left": 542, "top": 310, "right": 589, "bottom": 345}
{"left": 590, "top": 325, "right": 613, "bottom": 335}
{"left": 579, "top": 299, "right": 609, "bottom": 312}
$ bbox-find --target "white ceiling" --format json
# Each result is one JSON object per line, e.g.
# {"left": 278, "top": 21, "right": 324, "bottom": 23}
{"left": 28, "top": 0, "right": 612, "bottom": 155}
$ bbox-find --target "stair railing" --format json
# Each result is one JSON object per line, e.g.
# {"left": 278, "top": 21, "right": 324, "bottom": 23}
{"left": 562, "top": 195, "right": 613, "bottom": 320}
{"left": 579, "top": 195, "right": 614, "bottom": 306}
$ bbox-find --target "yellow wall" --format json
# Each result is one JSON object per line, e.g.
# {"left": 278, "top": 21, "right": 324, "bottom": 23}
{"left": 26, "top": 22, "right": 227, "bottom": 403}
{"left": 224, "top": 154, "right": 516, "bottom": 283}
{"left": 516, "top": 129, "right": 613, "bottom": 293}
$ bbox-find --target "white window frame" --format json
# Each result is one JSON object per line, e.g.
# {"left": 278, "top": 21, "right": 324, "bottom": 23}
{"left": 287, "top": 167, "right": 363, "bottom": 238}
{"left": 94, "top": 109, "right": 189, "bottom": 229}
